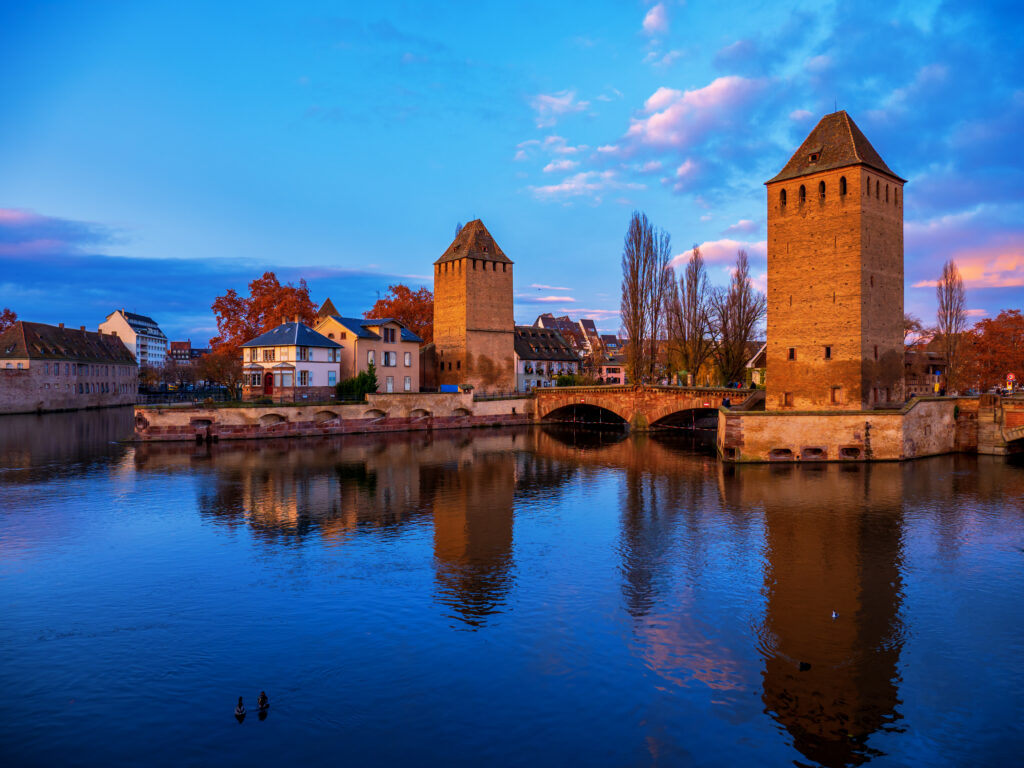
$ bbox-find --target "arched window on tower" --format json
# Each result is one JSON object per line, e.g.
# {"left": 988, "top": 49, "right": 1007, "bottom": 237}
{"left": 886, "top": 184, "right": 889, "bottom": 202}
{"left": 876, "top": 180, "right": 880, "bottom": 198}
{"left": 780, "top": 189, "right": 787, "bottom": 207}
{"left": 895, "top": 188, "right": 899, "bottom": 206}
{"left": 865, "top": 176, "right": 870, "bottom": 195}
{"left": 819, "top": 180, "right": 826, "bottom": 200}
{"left": 840, "top": 176, "right": 847, "bottom": 195}
{"left": 799, "top": 185, "right": 806, "bottom": 204}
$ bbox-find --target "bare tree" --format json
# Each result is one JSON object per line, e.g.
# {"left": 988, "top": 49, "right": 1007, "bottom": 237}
{"left": 665, "top": 245, "right": 712, "bottom": 385}
{"left": 620, "top": 211, "right": 672, "bottom": 385}
{"left": 708, "top": 250, "right": 767, "bottom": 385}
{"left": 455, "top": 221, "right": 464, "bottom": 239}
{"left": 936, "top": 259, "right": 967, "bottom": 391}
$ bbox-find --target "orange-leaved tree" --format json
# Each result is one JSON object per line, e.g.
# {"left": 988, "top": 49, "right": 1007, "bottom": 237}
{"left": 0, "top": 308, "right": 17, "bottom": 332}
{"left": 962, "top": 309, "right": 1024, "bottom": 390}
{"left": 210, "top": 272, "right": 317, "bottom": 355}
{"left": 364, "top": 284, "right": 433, "bottom": 344}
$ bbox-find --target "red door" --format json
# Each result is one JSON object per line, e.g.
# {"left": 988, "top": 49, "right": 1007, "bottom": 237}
{"left": 264, "top": 373, "right": 273, "bottom": 396}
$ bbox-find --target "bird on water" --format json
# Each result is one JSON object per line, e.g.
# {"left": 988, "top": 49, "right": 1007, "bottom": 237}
{"left": 235, "top": 696, "right": 246, "bottom": 717}
{"left": 258, "top": 691, "right": 269, "bottom": 710}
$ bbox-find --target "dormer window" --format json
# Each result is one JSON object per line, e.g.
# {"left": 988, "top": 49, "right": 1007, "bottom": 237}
{"left": 809, "top": 153, "right": 819, "bottom": 163}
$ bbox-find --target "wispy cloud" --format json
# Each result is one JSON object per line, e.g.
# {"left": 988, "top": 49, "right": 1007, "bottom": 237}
{"left": 722, "top": 219, "right": 760, "bottom": 236}
{"left": 530, "top": 283, "right": 571, "bottom": 291}
{"left": 531, "top": 89, "right": 589, "bottom": 128}
{"left": 516, "top": 294, "right": 576, "bottom": 303}
{"left": 543, "top": 159, "right": 579, "bottom": 173}
{"left": 642, "top": 4, "right": 668, "bottom": 35}
{"left": 530, "top": 170, "right": 644, "bottom": 202}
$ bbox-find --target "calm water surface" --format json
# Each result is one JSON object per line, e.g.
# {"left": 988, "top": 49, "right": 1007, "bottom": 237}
{"left": 1, "top": 408, "right": 1023, "bottom": 767}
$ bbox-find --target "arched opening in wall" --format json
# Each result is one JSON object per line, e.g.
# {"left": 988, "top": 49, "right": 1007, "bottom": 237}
{"left": 886, "top": 184, "right": 889, "bottom": 202}
{"left": 409, "top": 408, "right": 431, "bottom": 419}
{"left": 799, "top": 185, "right": 806, "bottom": 204}
{"left": 452, "top": 407, "right": 472, "bottom": 418}
{"left": 259, "top": 413, "right": 286, "bottom": 426}
{"left": 769, "top": 448, "right": 794, "bottom": 461}
{"left": 865, "top": 176, "right": 870, "bottom": 195}
{"left": 840, "top": 176, "right": 847, "bottom": 195}
{"left": 191, "top": 418, "right": 213, "bottom": 429}
{"left": 543, "top": 404, "right": 628, "bottom": 429}
{"left": 541, "top": 424, "right": 629, "bottom": 449}
{"left": 780, "top": 189, "right": 787, "bottom": 207}
{"left": 876, "top": 180, "right": 880, "bottom": 198}
{"left": 363, "top": 408, "right": 387, "bottom": 420}
{"left": 313, "top": 410, "right": 339, "bottom": 424}
{"left": 801, "top": 446, "right": 827, "bottom": 460}
{"left": 650, "top": 408, "right": 719, "bottom": 431}
{"left": 819, "top": 180, "right": 826, "bottom": 200}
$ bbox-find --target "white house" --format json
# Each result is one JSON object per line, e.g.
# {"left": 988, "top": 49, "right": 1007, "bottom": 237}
{"left": 240, "top": 320, "right": 341, "bottom": 402}
{"left": 99, "top": 309, "right": 168, "bottom": 367}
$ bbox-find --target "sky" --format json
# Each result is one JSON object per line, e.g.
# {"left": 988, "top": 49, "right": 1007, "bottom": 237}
{"left": 1, "top": 0, "right": 1022, "bottom": 342}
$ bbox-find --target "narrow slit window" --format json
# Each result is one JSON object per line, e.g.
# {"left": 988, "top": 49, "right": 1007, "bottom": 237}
{"left": 799, "top": 185, "right": 806, "bottom": 204}
{"left": 840, "top": 176, "right": 847, "bottom": 195}
{"left": 819, "top": 180, "right": 826, "bottom": 200}
{"left": 824, "top": 346, "right": 832, "bottom": 360}
{"left": 780, "top": 189, "right": 787, "bottom": 206}
{"left": 788, "top": 348, "right": 796, "bottom": 361}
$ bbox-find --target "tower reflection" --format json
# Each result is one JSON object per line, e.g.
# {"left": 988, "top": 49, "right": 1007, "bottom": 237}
{"left": 733, "top": 463, "right": 905, "bottom": 767}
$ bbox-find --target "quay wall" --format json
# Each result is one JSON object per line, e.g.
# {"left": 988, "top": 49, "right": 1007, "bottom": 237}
{"left": 718, "top": 397, "right": 978, "bottom": 462}
{"left": 2, "top": 367, "right": 136, "bottom": 415}
{"left": 134, "top": 392, "right": 533, "bottom": 441}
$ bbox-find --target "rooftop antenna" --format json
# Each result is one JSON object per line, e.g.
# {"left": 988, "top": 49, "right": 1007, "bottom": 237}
{"left": 834, "top": 97, "right": 837, "bottom": 113}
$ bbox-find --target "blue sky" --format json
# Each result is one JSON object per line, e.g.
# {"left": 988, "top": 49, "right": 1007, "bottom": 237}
{"left": 1, "top": 0, "right": 1022, "bottom": 342}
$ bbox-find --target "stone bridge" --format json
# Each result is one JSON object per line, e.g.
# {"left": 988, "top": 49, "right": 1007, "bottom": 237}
{"left": 979, "top": 394, "right": 1024, "bottom": 455}
{"left": 534, "top": 385, "right": 760, "bottom": 430}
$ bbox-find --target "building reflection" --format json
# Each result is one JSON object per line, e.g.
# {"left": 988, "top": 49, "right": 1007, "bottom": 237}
{"left": 726, "top": 463, "right": 906, "bottom": 767}
{"left": 133, "top": 429, "right": 537, "bottom": 627}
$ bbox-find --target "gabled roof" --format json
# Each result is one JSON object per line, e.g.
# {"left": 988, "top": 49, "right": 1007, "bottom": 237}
{"left": 0, "top": 321, "right": 137, "bottom": 364}
{"left": 110, "top": 309, "right": 167, "bottom": 339}
{"left": 327, "top": 316, "right": 423, "bottom": 343}
{"left": 317, "top": 297, "right": 339, "bottom": 319}
{"left": 513, "top": 326, "right": 580, "bottom": 362}
{"left": 436, "top": 219, "right": 512, "bottom": 265}
{"left": 241, "top": 322, "right": 341, "bottom": 349}
{"left": 767, "top": 111, "right": 904, "bottom": 184}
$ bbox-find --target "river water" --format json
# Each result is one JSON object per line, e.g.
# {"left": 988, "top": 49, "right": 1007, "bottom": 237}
{"left": 1, "top": 408, "right": 1022, "bottom": 767}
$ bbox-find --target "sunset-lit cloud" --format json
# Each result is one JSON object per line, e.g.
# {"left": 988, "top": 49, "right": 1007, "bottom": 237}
{"left": 642, "top": 4, "right": 668, "bottom": 35}
{"left": 531, "top": 90, "right": 589, "bottom": 128}
{"left": 515, "top": 294, "right": 576, "bottom": 303}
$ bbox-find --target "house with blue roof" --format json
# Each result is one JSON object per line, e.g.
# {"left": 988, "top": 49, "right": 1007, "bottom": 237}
{"left": 240, "top": 317, "right": 341, "bottom": 402}
{"left": 314, "top": 298, "right": 422, "bottom": 393}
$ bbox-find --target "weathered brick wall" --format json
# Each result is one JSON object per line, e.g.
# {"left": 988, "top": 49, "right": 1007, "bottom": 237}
{"left": 765, "top": 167, "right": 904, "bottom": 411}
{"left": 434, "top": 257, "right": 515, "bottom": 391}
{"left": 1, "top": 364, "right": 137, "bottom": 414}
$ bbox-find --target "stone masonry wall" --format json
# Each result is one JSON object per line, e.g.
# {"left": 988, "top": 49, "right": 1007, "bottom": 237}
{"left": 1, "top": 364, "right": 137, "bottom": 415}
{"left": 765, "top": 167, "right": 904, "bottom": 411}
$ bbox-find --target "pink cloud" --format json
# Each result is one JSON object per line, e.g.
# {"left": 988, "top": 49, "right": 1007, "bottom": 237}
{"left": 722, "top": 219, "right": 760, "bottom": 236}
{"left": 531, "top": 90, "right": 589, "bottom": 128}
{"left": 911, "top": 237, "right": 1024, "bottom": 289}
{"left": 670, "top": 238, "right": 767, "bottom": 270}
{"left": 642, "top": 3, "right": 668, "bottom": 35}
{"left": 623, "top": 76, "right": 765, "bottom": 151}
{"left": 516, "top": 294, "right": 576, "bottom": 303}
{"left": 542, "top": 159, "right": 579, "bottom": 173}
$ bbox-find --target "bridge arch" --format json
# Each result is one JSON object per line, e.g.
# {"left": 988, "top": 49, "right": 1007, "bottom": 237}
{"left": 649, "top": 407, "right": 720, "bottom": 430}
{"left": 542, "top": 403, "right": 629, "bottom": 426}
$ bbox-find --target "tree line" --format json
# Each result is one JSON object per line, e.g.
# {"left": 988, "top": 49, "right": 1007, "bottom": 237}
{"left": 620, "top": 211, "right": 766, "bottom": 387}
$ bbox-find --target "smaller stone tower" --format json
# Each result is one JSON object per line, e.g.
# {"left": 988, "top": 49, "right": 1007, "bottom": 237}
{"left": 433, "top": 220, "right": 515, "bottom": 391}
{"left": 765, "top": 111, "right": 906, "bottom": 410}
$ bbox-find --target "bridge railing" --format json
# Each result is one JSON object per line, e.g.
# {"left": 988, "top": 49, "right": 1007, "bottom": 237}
{"left": 535, "top": 384, "right": 756, "bottom": 400}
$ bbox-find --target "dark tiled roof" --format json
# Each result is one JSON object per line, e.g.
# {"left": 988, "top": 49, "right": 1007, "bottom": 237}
{"left": 767, "top": 111, "right": 904, "bottom": 184}
{"left": 330, "top": 316, "right": 423, "bottom": 343}
{"left": 600, "top": 334, "right": 621, "bottom": 348}
{"left": 534, "top": 314, "right": 585, "bottom": 349}
{"left": 120, "top": 310, "right": 167, "bottom": 339}
{"left": 436, "top": 219, "right": 512, "bottom": 265}
{"left": 0, "top": 321, "right": 137, "bottom": 364}
{"left": 241, "top": 322, "right": 341, "bottom": 349}
{"left": 514, "top": 326, "right": 580, "bottom": 362}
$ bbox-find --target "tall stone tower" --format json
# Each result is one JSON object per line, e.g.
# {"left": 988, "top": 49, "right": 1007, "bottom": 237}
{"left": 433, "top": 220, "right": 515, "bottom": 391}
{"left": 765, "top": 111, "right": 905, "bottom": 410}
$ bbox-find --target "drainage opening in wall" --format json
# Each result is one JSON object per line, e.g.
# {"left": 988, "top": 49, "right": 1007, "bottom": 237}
{"left": 724, "top": 447, "right": 738, "bottom": 460}
{"left": 769, "top": 448, "right": 794, "bottom": 461}
{"left": 801, "top": 446, "right": 827, "bottom": 461}
{"left": 839, "top": 445, "right": 862, "bottom": 460}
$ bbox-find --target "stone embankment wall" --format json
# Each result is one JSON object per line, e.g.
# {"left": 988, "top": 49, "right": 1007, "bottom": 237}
{"left": 1, "top": 367, "right": 137, "bottom": 415}
{"left": 718, "top": 397, "right": 979, "bottom": 462}
{"left": 134, "top": 392, "right": 532, "bottom": 441}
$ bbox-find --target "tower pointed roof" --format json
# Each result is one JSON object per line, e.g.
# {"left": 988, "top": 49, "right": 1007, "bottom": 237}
{"left": 767, "top": 111, "right": 904, "bottom": 184}
{"left": 435, "top": 219, "right": 512, "bottom": 265}
{"left": 317, "top": 297, "right": 339, "bottom": 320}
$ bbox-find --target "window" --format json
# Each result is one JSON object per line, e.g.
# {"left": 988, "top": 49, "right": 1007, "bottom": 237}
{"left": 340, "top": 332, "right": 347, "bottom": 340}
{"left": 367, "top": 350, "right": 375, "bottom": 366}
{"left": 788, "top": 348, "right": 796, "bottom": 361}
{"left": 831, "top": 386, "right": 843, "bottom": 405}
{"left": 456, "top": 360, "right": 461, "bottom": 370}
{"left": 383, "top": 351, "right": 397, "bottom": 367}
{"left": 262, "top": 349, "right": 275, "bottom": 362}
{"left": 819, "top": 180, "right": 826, "bottom": 200}
{"left": 45, "top": 363, "right": 49, "bottom": 375}
{"left": 404, "top": 351, "right": 412, "bottom": 367}
{"left": 876, "top": 180, "right": 880, "bottom": 198}
{"left": 885, "top": 184, "right": 889, "bottom": 202}
{"left": 809, "top": 152, "right": 819, "bottom": 163}
{"left": 784, "top": 392, "right": 794, "bottom": 407}
{"left": 799, "top": 185, "right": 806, "bottom": 204}
{"left": 895, "top": 189, "right": 899, "bottom": 206}
{"left": 824, "top": 346, "right": 832, "bottom": 360}
{"left": 281, "top": 348, "right": 289, "bottom": 361}
{"left": 385, "top": 376, "right": 394, "bottom": 393}
{"left": 780, "top": 188, "right": 787, "bottom": 206}
{"left": 870, "top": 275, "right": 874, "bottom": 287}
{"left": 874, "top": 345, "right": 878, "bottom": 361}
{"left": 328, "top": 333, "right": 334, "bottom": 339}
{"left": 328, "top": 371, "right": 336, "bottom": 386}
{"left": 404, "top": 376, "right": 412, "bottom": 392}
{"left": 298, "top": 370, "right": 310, "bottom": 386}
{"left": 298, "top": 347, "right": 309, "bottom": 361}
{"left": 840, "top": 176, "right": 847, "bottom": 195}
{"left": 383, "top": 327, "right": 396, "bottom": 343}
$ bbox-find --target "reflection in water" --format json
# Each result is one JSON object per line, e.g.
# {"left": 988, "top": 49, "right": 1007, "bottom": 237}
{"left": 728, "top": 464, "right": 905, "bottom": 767}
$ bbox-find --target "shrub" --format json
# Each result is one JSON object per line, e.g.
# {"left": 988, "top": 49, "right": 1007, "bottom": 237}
{"left": 336, "top": 362, "right": 379, "bottom": 400}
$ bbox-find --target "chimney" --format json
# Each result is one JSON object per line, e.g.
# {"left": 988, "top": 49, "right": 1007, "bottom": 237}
{"left": 80, "top": 325, "right": 86, "bottom": 332}
{"left": 59, "top": 323, "right": 64, "bottom": 329}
